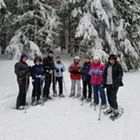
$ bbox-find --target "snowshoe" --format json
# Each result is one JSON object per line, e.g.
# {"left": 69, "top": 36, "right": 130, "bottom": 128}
{"left": 103, "top": 108, "right": 113, "bottom": 115}
{"left": 110, "top": 108, "right": 123, "bottom": 121}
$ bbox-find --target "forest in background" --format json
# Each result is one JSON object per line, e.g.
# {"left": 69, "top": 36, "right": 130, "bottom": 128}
{"left": 0, "top": 0, "right": 140, "bottom": 71}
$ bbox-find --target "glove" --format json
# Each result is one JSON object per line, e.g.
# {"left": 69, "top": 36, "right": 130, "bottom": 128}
{"left": 56, "top": 68, "right": 59, "bottom": 72}
{"left": 89, "top": 69, "right": 95, "bottom": 75}
{"left": 61, "top": 68, "right": 64, "bottom": 72}
{"left": 94, "top": 70, "right": 99, "bottom": 74}
{"left": 72, "top": 70, "right": 79, "bottom": 74}
{"left": 101, "top": 84, "right": 106, "bottom": 89}
{"left": 36, "top": 75, "right": 42, "bottom": 78}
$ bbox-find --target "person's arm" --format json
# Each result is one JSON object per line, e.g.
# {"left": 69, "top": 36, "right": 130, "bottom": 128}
{"left": 14, "top": 63, "right": 27, "bottom": 78}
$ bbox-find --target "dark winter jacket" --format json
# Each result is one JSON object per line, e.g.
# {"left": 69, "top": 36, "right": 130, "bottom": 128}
{"left": 14, "top": 61, "right": 29, "bottom": 80}
{"left": 43, "top": 56, "right": 55, "bottom": 74}
{"left": 102, "top": 63, "right": 124, "bottom": 88}
{"left": 81, "top": 62, "right": 92, "bottom": 82}
{"left": 31, "top": 64, "right": 44, "bottom": 84}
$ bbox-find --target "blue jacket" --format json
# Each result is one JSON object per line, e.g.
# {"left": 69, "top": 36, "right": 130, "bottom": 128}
{"left": 31, "top": 64, "right": 44, "bottom": 84}
{"left": 55, "top": 62, "right": 66, "bottom": 77}
{"left": 82, "top": 62, "right": 92, "bottom": 82}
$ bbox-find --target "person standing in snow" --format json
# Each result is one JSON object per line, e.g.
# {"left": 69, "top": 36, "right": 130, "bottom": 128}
{"left": 14, "top": 54, "right": 30, "bottom": 110}
{"left": 81, "top": 55, "right": 92, "bottom": 102}
{"left": 31, "top": 57, "right": 44, "bottom": 105}
{"left": 68, "top": 56, "right": 82, "bottom": 98}
{"left": 89, "top": 56, "right": 107, "bottom": 109}
{"left": 55, "top": 56, "right": 66, "bottom": 97}
{"left": 102, "top": 54, "right": 123, "bottom": 118}
{"left": 43, "top": 50, "right": 56, "bottom": 100}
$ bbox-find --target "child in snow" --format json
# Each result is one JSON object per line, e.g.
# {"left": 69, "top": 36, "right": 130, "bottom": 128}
{"left": 68, "top": 56, "right": 82, "bottom": 98}
{"left": 31, "top": 57, "right": 44, "bottom": 105}
{"left": 81, "top": 55, "right": 92, "bottom": 102}
{"left": 102, "top": 54, "right": 123, "bottom": 118}
{"left": 14, "top": 54, "right": 30, "bottom": 110}
{"left": 55, "top": 56, "right": 66, "bottom": 97}
{"left": 89, "top": 56, "right": 107, "bottom": 109}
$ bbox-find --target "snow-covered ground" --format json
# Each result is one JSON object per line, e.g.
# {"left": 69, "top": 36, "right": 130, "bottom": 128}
{"left": 0, "top": 54, "right": 140, "bottom": 140}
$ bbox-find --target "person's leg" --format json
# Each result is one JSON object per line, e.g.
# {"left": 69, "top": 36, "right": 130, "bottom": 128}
{"left": 58, "top": 77, "right": 63, "bottom": 95}
{"left": 76, "top": 80, "right": 81, "bottom": 97}
{"left": 43, "top": 74, "right": 51, "bottom": 98}
{"left": 32, "top": 82, "right": 36, "bottom": 103}
{"left": 82, "top": 81, "right": 87, "bottom": 98}
{"left": 37, "top": 83, "right": 41, "bottom": 101}
{"left": 110, "top": 87, "right": 119, "bottom": 110}
{"left": 88, "top": 82, "right": 92, "bottom": 99}
{"left": 106, "top": 85, "right": 112, "bottom": 107}
{"left": 70, "top": 80, "right": 76, "bottom": 96}
{"left": 93, "top": 85, "right": 99, "bottom": 104}
{"left": 99, "top": 85, "right": 106, "bottom": 105}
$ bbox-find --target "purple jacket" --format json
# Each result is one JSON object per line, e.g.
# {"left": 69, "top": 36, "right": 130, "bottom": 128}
{"left": 81, "top": 62, "right": 92, "bottom": 82}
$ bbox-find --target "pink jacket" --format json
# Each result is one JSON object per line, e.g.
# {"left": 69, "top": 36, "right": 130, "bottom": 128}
{"left": 89, "top": 62, "right": 105, "bottom": 85}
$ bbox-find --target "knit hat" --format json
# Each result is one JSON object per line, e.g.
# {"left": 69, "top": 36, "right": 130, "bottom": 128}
{"left": 34, "top": 57, "right": 42, "bottom": 63}
{"left": 20, "top": 53, "right": 28, "bottom": 61}
{"left": 56, "top": 56, "right": 61, "bottom": 59}
{"left": 85, "top": 55, "right": 91, "bottom": 60}
{"left": 108, "top": 54, "right": 117, "bottom": 60}
{"left": 48, "top": 50, "right": 54, "bottom": 54}
{"left": 93, "top": 56, "right": 100, "bottom": 61}
{"left": 74, "top": 56, "right": 80, "bottom": 60}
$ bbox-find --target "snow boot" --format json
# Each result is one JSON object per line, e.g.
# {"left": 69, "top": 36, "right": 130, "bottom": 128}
{"left": 101, "top": 104, "right": 107, "bottom": 110}
{"left": 69, "top": 94, "right": 75, "bottom": 98}
{"left": 85, "top": 98, "right": 91, "bottom": 103}
{"left": 53, "top": 94, "right": 58, "bottom": 97}
{"left": 75, "top": 94, "right": 81, "bottom": 98}
{"left": 80, "top": 96, "right": 86, "bottom": 101}
{"left": 59, "top": 94, "right": 65, "bottom": 98}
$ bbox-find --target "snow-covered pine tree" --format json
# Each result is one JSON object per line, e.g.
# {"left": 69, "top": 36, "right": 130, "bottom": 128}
{"left": 5, "top": 0, "right": 60, "bottom": 59}
{"left": 70, "top": 0, "right": 140, "bottom": 71}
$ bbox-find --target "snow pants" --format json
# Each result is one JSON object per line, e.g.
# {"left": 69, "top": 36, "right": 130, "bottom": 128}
{"left": 16, "top": 79, "right": 29, "bottom": 108}
{"left": 82, "top": 80, "right": 92, "bottom": 99}
{"left": 32, "top": 82, "right": 41, "bottom": 101}
{"left": 43, "top": 72, "right": 55, "bottom": 98}
{"left": 93, "top": 85, "right": 106, "bottom": 105}
{"left": 70, "top": 80, "right": 81, "bottom": 96}
{"left": 106, "top": 85, "right": 119, "bottom": 109}
{"left": 55, "top": 77, "right": 63, "bottom": 95}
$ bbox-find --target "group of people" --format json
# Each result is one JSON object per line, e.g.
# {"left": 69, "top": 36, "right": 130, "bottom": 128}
{"left": 14, "top": 51, "right": 123, "bottom": 119}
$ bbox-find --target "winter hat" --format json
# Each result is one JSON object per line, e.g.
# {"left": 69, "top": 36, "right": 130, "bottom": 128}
{"left": 74, "top": 56, "right": 80, "bottom": 60}
{"left": 93, "top": 56, "right": 100, "bottom": 61}
{"left": 56, "top": 56, "right": 61, "bottom": 59}
{"left": 34, "top": 57, "right": 42, "bottom": 63}
{"left": 48, "top": 50, "right": 54, "bottom": 54}
{"left": 20, "top": 53, "right": 28, "bottom": 61}
{"left": 85, "top": 55, "right": 91, "bottom": 60}
{"left": 108, "top": 54, "right": 117, "bottom": 60}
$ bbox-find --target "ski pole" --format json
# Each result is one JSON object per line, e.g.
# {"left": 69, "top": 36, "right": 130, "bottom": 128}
{"left": 63, "top": 77, "right": 67, "bottom": 96}
{"left": 98, "top": 103, "right": 102, "bottom": 121}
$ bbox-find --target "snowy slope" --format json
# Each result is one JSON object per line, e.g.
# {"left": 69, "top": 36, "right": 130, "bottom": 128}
{"left": 0, "top": 54, "right": 140, "bottom": 140}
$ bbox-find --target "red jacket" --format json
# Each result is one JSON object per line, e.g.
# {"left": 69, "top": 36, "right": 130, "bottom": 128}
{"left": 68, "top": 62, "right": 82, "bottom": 80}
